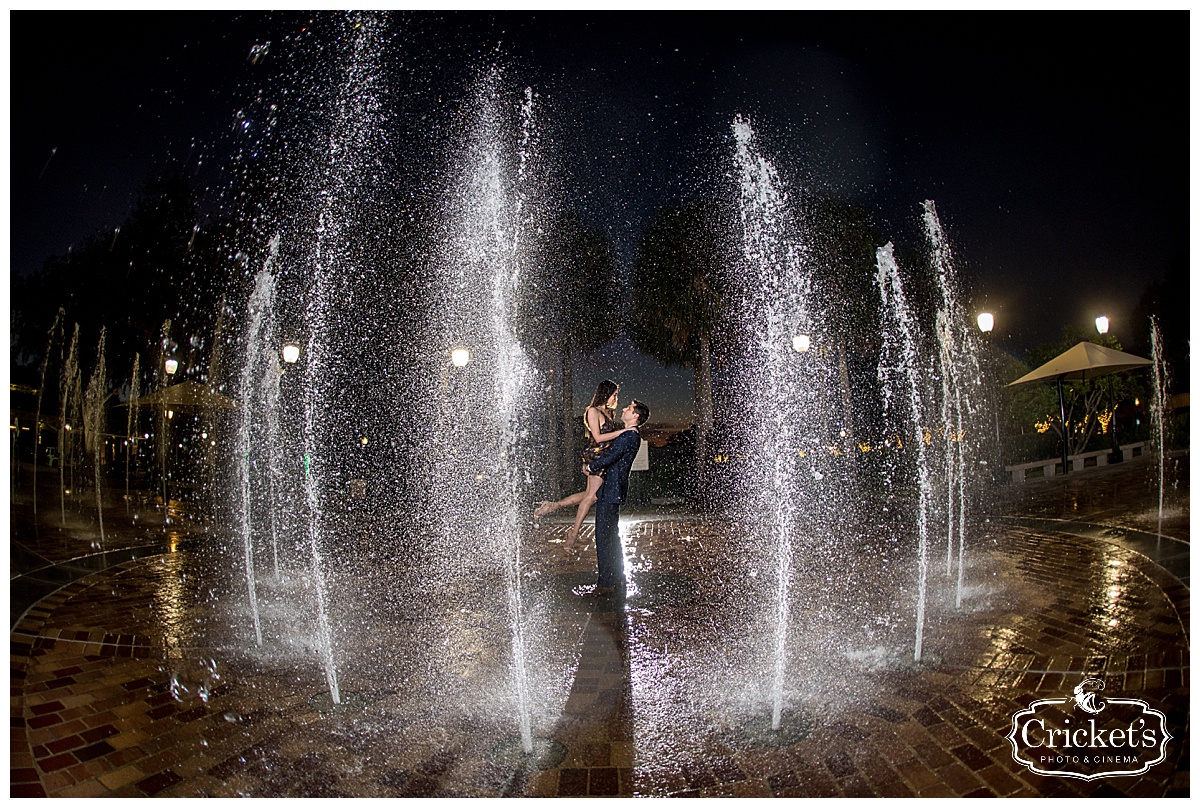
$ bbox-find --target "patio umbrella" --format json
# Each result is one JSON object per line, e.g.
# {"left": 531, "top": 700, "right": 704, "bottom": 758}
{"left": 128, "top": 381, "right": 239, "bottom": 414}
{"left": 1007, "top": 342, "right": 1152, "bottom": 474}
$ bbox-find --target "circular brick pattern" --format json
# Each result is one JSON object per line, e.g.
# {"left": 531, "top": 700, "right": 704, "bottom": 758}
{"left": 9, "top": 461, "right": 1190, "bottom": 797}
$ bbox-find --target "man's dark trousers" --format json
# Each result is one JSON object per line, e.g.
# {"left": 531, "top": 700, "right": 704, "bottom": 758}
{"left": 587, "top": 427, "right": 639, "bottom": 591}
{"left": 594, "top": 501, "right": 624, "bottom": 588}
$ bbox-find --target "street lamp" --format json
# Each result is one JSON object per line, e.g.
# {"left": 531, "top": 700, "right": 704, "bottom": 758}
{"left": 282, "top": 342, "right": 301, "bottom": 364}
{"left": 977, "top": 312, "right": 1002, "bottom": 481}
{"left": 439, "top": 348, "right": 472, "bottom": 425}
{"left": 792, "top": 334, "right": 811, "bottom": 353}
{"left": 1095, "top": 315, "right": 1122, "bottom": 463}
{"left": 164, "top": 358, "right": 179, "bottom": 375}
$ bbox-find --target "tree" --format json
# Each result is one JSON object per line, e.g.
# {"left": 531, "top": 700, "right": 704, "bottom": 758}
{"left": 804, "top": 197, "right": 885, "bottom": 447}
{"left": 629, "top": 204, "right": 730, "bottom": 471}
{"left": 515, "top": 210, "right": 621, "bottom": 494}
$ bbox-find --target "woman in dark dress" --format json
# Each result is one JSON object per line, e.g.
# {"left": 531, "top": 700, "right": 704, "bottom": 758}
{"left": 534, "top": 379, "right": 637, "bottom": 548}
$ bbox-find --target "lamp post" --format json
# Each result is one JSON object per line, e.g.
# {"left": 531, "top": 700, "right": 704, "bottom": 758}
{"left": 1095, "top": 316, "right": 1122, "bottom": 463}
{"left": 977, "top": 312, "right": 1003, "bottom": 482}
{"left": 438, "top": 347, "right": 471, "bottom": 420}
{"left": 157, "top": 357, "right": 181, "bottom": 514}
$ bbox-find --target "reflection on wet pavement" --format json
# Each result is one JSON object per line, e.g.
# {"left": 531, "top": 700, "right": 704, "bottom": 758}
{"left": 10, "top": 458, "right": 1189, "bottom": 797}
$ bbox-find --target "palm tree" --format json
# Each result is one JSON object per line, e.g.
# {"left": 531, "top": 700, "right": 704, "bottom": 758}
{"left": 804, "top": 197, "right": 885, "bottom": 450}
{"left": 629, "top": 204, "right": 730, "bottom": 473}
{"left": 516, "top": 210, "right": 621, "bottom": 495}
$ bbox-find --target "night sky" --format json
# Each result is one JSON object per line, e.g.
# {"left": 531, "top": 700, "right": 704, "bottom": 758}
{"left": 9, "top": 10, "right": 1191, "bottom": 427}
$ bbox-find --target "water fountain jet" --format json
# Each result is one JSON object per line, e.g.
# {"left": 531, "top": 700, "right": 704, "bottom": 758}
{"left": 923, "top": 201, "right": 983, "bottom": 609}
{"left": 728, "top": 116, "right": 835, "bottom": 729}
{"left": 59, "top": 323, "right": 80, "bottom": 527}
{"left": 1149, "top": 316, "right": 1170, "bottom": 539}
{"left": 33, "top": 308, "right": 64, "bottom": 522}
{"left": 875, "top": 243, "right": 935, "bottom": 663}
{"left": 126, "top": 353, "right": 140, "bottom": 507}
{"left": 84, "top": 328, "right": 107, "bottom": 548}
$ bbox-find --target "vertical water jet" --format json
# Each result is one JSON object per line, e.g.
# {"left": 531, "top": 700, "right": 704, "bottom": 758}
{"left": 1149, "top": 316, "right": 1170, "bottom": 539}
{"left": 235, "top": 239, "right": 282, "bottom": 647}
{"left": 33, "top": 309, "right": 64, "bottom": 521}
{"left": 59, "top": 324, "right": 80, "bottom": 527}
{"left": 922, "top": 201, "right": 981, "bottom": 609}
{"left": 729, "top": 116, "right": 831, "bottom": 728}
{"left": 875, "top": 243, "right": 934, "bottom": 662}
{"left": 429, "top": 74, "right": 545, "bottom": 755}
{"left": 126, "top": 353, "right": 140, "bottom": 506}
{"left": 85, "top": 328, "right": 108, "bottom": 548}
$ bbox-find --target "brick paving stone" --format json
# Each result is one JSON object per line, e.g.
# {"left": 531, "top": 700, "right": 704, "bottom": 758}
{"left": 8, "top": 458, "right": 1189, "bottom": 797}
{"left": 589, "top": 766, "right": 620, "bottom": 795}
{"left": 977, "top": 763, "right": 1024, "bottom": 796}
{"left": 556, "top": 767, "right": 588, "bottom": 796}
{"left": 898, "top": 758, "right": 942, "bottom": 792}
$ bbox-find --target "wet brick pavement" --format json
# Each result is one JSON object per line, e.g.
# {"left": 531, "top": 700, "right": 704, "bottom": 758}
{"left": 10, "top": 456, "right": 1189, "bottom": 797}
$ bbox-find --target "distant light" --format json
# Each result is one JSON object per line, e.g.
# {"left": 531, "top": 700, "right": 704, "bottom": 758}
{"left": 792, "top": 334, "right": 810, "bottom": 353}
{"left": 451, "top": 348, "right": 470, "bottom": 367}
{"left": 977, "top": 312, "right": 994, "bottom": 333}
{"left": 144, "top": 433, "right": 150, "bottom": 440}
{"left": 167, "top": 410, "right": 174, "bottom": 420}
{"left": 282, "top": 343, "right": 301, "bottom": 364}
{"left": 164, "top": 358, "right": 179, "bottom": 375}
{"left": 360, "top": 437, "right": 368, "bottom": 445}
{"left": 64, "top": 423, "right": 72, "bottom": 431}
{"left": 1095, "top": 315, "right": 1109, "bottom": 335}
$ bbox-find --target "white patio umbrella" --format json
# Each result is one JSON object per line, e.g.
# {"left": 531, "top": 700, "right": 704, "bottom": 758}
{"left": 129, "top": 381, "right": 239, "bottom": 414}
{"left": 1007, "top": 342, "right": 1152, "bottom": 474}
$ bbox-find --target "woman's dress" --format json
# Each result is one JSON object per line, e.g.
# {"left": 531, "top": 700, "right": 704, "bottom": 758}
{"left": 580, "top": 409, "right": 620, "bottom": 473}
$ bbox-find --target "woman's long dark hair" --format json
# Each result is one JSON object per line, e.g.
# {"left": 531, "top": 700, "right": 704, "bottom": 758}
{"left": 588, "top": 379, "right": 619, "bottom": 413}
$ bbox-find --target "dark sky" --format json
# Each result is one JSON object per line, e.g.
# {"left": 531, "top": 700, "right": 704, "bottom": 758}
{"left": 9, "top": 11, "right": 1190, "bottom": 425}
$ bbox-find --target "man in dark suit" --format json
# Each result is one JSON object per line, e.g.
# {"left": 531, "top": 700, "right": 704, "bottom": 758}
{"left": 585, "top": 398, "right": 650, "bottom": 595}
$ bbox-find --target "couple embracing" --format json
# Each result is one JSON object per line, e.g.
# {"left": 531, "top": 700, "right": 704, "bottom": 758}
{"left": 534, "top": 380, "right": 649, "bottom": 596}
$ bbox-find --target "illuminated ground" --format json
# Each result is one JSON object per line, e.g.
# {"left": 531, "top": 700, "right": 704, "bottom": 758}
{"left": 10, "top": 457, "right": 1189, "bottom": 797}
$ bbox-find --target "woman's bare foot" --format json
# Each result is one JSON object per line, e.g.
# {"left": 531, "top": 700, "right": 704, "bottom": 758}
{"left": 533, "top": 501, "right": 555, "bottom": 518}
{"left": 564, "top": 525, "right": 579, "bottom": 549}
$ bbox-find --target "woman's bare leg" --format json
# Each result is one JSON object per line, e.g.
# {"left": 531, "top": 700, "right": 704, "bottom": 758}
{"left": 534, "top": 489, "right": 588, "bottom": 518}
{"left": 565, "top": 474, "right": 603, "bottom": 549}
